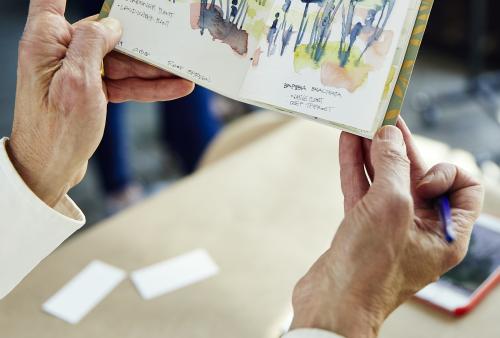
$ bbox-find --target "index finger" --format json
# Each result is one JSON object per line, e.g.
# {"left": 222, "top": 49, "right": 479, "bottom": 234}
{"left": 417, "top": 163, "right": 484, "bottom": 215}
{"left": 397, "top": 118, "right": 429, "bottom": 181}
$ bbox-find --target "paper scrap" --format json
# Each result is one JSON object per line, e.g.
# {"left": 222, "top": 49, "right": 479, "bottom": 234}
{"left": 131, "top": 249, "right": 219, "bottom": 300}
{"left": 42, "top": 260, "right": 126, "bottom": 324}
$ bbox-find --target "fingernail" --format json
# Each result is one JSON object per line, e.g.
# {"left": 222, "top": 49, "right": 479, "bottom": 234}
{"left": 377, "top": 126, "right": 403, "bottom": 143}
{"left": 100, "top": 17, "right": 122, "bottom": 33}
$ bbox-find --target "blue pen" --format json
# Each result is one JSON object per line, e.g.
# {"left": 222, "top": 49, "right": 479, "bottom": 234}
{"left": 437, "top": 196, "right": 455, "bottom": 243}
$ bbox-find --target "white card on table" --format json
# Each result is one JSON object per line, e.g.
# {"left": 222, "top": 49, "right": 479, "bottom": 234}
{"left": 131, "top": 249, "right": 219, "bottom": 300}
{"left": 42, "top": 260, "right": 126, "bottom": 324}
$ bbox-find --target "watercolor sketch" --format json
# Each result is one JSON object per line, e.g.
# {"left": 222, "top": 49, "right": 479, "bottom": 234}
{"left": 190, "top": 0, "right": 271, "bottom": 55}
{"left": 263, "top": 0, "right": 397, "bottom": 92}
{"left": 266, "top": 0, "right": 293, "bottom": 56}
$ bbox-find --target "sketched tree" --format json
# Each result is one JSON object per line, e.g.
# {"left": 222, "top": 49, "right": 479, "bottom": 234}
{"left": 231, "top": 0, "right": 250, "bottom": 29}
{"left": 198, "top": 0, "right": 250, "bottom": 55}
{"left": 200, "top": 0, "right": 249, "bottom": 33}
{"left": 337, "top": 0, "right": 396, "bottom": 67}
{"left": 267, "top": 12, "right": 280, "bottom": 56}
{"left": 277, "top": 0, "right": 293, "bottom": 55}
{"left": 276, "top": 0, "right": 292, "bottom": 42}
{"left": 281, "top": 24, "right": 294, "bottom": 55}
{"left": 338, "top": 0, "right": 365, "bottom": 67}
{"left": 306, "top": 0, "right": 343, "bottom": 62}
{"left": 356, "top": 0, "right": 395, "bottom": 64}
{"left": 267, "top": 0, "right": 293, "bottom": 57}
{"left": 200, "top": 0, "right": 208, "bottom": 35}
{"left": 294, "top": 0, "right": 324, "bottom": 51}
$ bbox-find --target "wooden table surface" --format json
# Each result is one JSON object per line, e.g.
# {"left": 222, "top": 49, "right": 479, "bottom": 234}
{"left": 1, "top": 119, "right": 498, "bottom": 338}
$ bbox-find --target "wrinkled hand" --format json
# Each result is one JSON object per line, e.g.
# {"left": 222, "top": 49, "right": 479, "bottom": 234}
{"left": 8, "top": 0, "right": 194, "bottom": 207}
{"left": 291, "top": 120, "right": 484, "bottom": 338}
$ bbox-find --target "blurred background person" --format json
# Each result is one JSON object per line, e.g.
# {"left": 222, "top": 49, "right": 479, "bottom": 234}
{"left": 79, "top": 0, "right": 222, "bottom": 215}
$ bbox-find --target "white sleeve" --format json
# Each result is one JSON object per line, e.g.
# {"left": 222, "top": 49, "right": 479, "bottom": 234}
{"left": 0, "top": 137, "right": 85, "bottom": 299}
{"left": 283, "top": 329, "right": 345, "bottom": 338}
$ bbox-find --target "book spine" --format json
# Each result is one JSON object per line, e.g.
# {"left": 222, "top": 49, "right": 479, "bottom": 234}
{"left": 383, "top": 0, "right": 435, "bottom": 126}
{"left": 99, "top": 0, "right": 116, "bottom": 19}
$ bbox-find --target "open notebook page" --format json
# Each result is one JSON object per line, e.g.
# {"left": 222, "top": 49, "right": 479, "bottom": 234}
{"left": 103, "top": 0, "right": 273, "bottom": 99}
{"left": 239, "top": 0, "right": 417, "bottom": 135}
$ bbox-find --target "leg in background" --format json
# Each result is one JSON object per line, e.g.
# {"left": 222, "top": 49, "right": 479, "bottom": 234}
{"left": 94, "top": 103, "right": 142, "bottom": 214}
{"left": 94, "top": 103, "right": 133, "bottom": 194}
{"left": 160, "top": 86, "right": 222, "bottom": 174}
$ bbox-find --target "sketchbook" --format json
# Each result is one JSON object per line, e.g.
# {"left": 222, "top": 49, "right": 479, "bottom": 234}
{"left": 100, "top": 0, "right": 433, "bottom": 138}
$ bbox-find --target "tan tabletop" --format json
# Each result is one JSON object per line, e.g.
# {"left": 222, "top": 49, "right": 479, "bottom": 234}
{"left": 1, "top": 119, "right": 499, "bottom": 338}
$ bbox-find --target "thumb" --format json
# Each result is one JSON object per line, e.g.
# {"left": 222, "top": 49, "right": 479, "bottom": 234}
{"left": 66, "top": 17, "right": 122, "bottom": 76}
{"left": 369, "top": 126, "right": 411, "bottom": 195}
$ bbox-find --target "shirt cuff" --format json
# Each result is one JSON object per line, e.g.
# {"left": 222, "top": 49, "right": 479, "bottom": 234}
{"left": 0, "top": 137, "right": 85, "bottom": 299}
{"left": 283, "top": 329, "right": 345, "bottom": 338}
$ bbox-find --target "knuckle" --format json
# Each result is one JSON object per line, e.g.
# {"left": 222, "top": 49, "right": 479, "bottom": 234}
{"left": 430, "top": 163, "right": 459, "bottom": 189}
{"left": 381, "top": 147, "right": 410, "bottom": 167}
{"left": 76, "top": 21, "right": 107, "bottom": 38}
{"left": 388, "top": 190, "right": 413, "bottom": 212}
{"left": 436, "top": 163, "right": 455, "bottom": 181}
{"left": 72, "top": 22, "right": 110, "bottom": 56}
{"left": 58, "top": 68, "right": 96, "bottom": 100}
{"left": 63, "top": 71, "right": 86, "bottom": 91}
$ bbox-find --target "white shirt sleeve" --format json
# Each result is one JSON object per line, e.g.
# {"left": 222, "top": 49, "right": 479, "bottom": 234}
{"left": 283, "top": 329, "right": 345, "bottom": 338}
{"left": 0, "top": 137, "right": 85, "bottom": 299}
